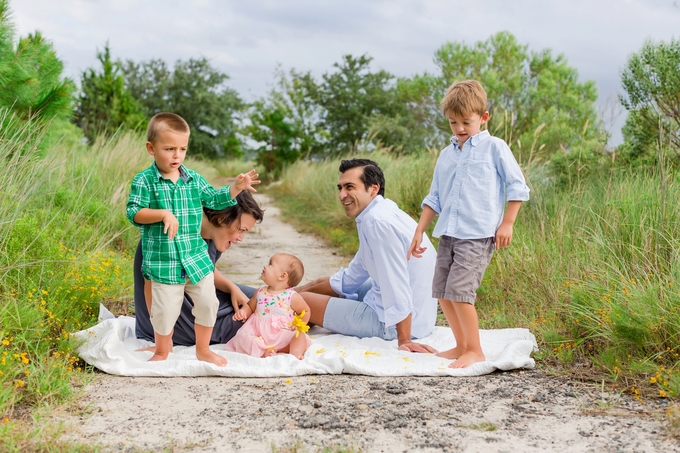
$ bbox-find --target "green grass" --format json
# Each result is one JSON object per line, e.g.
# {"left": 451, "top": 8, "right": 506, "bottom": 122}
{"left": 272, "top": 150, "right": 680, "bottom": 399}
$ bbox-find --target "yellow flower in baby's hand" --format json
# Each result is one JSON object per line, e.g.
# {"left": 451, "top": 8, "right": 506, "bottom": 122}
{"left": 292, "top": 310, "right": 310, "bottom": 338}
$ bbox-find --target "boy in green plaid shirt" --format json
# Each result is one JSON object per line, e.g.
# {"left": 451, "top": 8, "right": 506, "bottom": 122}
{"left": 126, "top": 113, "right": 260, "bottom": 366}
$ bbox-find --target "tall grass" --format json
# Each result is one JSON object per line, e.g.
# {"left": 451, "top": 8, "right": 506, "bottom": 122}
{"left": 0, "top": 112, "right": 147, "bottom": 450}
{"left": 272, "top": 150, "right": 680, "bottom": 399}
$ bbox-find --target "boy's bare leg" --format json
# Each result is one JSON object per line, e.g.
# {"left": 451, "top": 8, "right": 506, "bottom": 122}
{"left": 144, "top": 279, "right": 152, "bottom": 314}
{"left": 449, "top": 302, "right": 485, "bottom": 368}
{"left": 195, "top": 323, "right": 227, "bottom": 366}
{"left": 436, "top": 298, "right": 467, "bottom": 359}
{"left": 288, "top": 335, "right": 308, "bottom": 360}
{"left": 149, "top": 330, "right": 173, "bottom": 361}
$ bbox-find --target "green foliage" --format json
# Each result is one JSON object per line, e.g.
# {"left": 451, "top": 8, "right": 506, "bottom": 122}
{"left": 434, "top": 31, "right": 601, "bottom": 159}
{"left": 1, "top": 110, "right": 144, "bottom": 429}
{"left": 74, "top": 44, "right": 146, "bottom": 143}
{"left": 620, "top": 38, "right": 680, "bottom": 161}
{"left": 247, "top": 102, "right": 299, "bottom": 173}
{"left": 123, "top": 57, "right": 244, "bottom": 159}
{"left": 315, "top": 54, "right": 400, "bottom": 154}
{"left": 0, "top": 1, "right": 74, "bottom": 123}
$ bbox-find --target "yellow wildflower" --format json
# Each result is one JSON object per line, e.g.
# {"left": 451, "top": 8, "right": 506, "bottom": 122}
{"left": 291, "top": 310, "right": 310, "bottom": 338}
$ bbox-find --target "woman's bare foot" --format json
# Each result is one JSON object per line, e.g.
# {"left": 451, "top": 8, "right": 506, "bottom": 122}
{"left": 196, "top": 349, "right": 227, "bottom": 367}
{"left": 449, "top": 351, "right": 485, "bottom": 369}
{"left": 435, "top": 346, "right": 465, "bottom": 359}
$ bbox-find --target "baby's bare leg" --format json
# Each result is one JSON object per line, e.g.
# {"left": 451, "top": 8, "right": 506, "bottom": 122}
{"left": 288, "top": 334, "right": 308, "bottom": 360}
{"left": 195, "top": 323, "right": 227, "bottom": 367}
{"left": 436, "top": 298, "right": 467, "bottom": 359}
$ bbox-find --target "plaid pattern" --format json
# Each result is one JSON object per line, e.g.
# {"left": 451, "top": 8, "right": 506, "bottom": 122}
{"left": 126, "top": 163, "right": 237, "bottom": 285}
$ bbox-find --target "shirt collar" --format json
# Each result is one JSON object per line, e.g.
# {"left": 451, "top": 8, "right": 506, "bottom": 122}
{"left": 355, "top": 195, "right": 383, "bottom": 224}
{"left": 450, "top": 130, "right": 490, "bottom": 150}
{"left": 151, "top": 163, "right": 190, "bottom": 183}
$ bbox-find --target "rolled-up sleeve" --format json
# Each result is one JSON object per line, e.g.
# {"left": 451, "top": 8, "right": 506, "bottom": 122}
{"left": 197, "top": 174, "right": 237, "bottom": 210}
{"left": 365, "top": 219, "right": 413, "bottom": 328}
{"left": 497, "top": 142, "right": 530, "bottom": 201}
{"left": 329, "top": 257, "right": 369, "bottom": 300}
{"left": 421, "top": 155, "right": 442, "bottom": 214}
{"left": 126, "top": 174, "right": 149, "bottom": 226}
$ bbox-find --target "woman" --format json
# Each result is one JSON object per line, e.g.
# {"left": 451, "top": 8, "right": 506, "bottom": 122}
{"left": 134, "top": 191, "right": 264, "bottom": 345}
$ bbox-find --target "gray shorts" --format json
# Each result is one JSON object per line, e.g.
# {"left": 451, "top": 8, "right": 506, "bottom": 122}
{"left": 432, "top": 236, "right": 495, "bottom": 305}
{"left": 322, "top": 279, "right": 398, "bottom": 341}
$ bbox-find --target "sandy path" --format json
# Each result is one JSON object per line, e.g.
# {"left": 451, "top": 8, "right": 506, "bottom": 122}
{"left": 63, "top": 195, "right": 677, "bottom": 452}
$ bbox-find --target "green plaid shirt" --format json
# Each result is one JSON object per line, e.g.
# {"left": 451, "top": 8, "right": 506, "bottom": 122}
{"left": 126, "top": 163, "right": 237, "bottom": 285}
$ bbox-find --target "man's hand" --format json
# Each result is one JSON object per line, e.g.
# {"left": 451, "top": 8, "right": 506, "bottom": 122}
{"left": 398, "top": 341, "right": 438, "bottom": 354}
{"left": 162, "top": 211, "right": 179, "bottom": 240}
{"left": 407, "top": 232, "right": 427, "bottom": 260}
{"left": 494, "top": 221, "right": 513, "bottom": 250}
{"left": 233, "top": 169, "right": 261, "bottom": 194}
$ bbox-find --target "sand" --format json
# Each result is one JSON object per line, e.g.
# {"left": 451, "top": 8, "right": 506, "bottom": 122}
{"left": 62, "top": 195, "right": 678, "bottom": 452}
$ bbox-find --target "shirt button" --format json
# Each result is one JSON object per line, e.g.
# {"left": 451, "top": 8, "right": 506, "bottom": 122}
{"left": 155, "top": 192, "right": 159, "bottom": 196}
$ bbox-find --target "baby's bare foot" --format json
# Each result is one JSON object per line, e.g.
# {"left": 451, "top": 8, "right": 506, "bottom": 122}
{"left": 436, "top": 346, "right": 465, "bottom": 359}
{"left": 263, "top": 349, "right": 277, "bottom": 358}
{"left": 196, "top": 349, "right": 227, "bottom": 367}
{"left": 449, "top": 351, "right": 485, "bottom": 369}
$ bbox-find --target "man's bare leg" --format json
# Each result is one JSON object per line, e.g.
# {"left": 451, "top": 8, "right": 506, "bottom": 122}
{"left": 436, "top": 298, "right": 467, "bottom": 359}
{"left": 195, "top": 323, "right": 227, "bottom": 367}
{"left": 449, "top": 302, "right": 485, "bottom": 368}
{"left": 298, "top": 292, "right": 331, "bottom": 327}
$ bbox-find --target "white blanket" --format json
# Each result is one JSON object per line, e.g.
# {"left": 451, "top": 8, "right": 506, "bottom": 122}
{"left": 75, "top": 305, "right": 537, "bottom": 377}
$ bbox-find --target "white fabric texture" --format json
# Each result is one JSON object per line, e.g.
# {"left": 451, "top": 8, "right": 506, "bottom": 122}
{"left": 74, "top": 304, "right": 537, "bottom": 377}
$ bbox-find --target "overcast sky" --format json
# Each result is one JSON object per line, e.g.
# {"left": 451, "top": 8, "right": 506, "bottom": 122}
{"left": 10, "top": 0, "right": 680, "bottom": 144}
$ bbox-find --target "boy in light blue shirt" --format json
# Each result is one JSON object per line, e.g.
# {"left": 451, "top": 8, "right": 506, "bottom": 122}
{"left": 408, "top": 80, "right": 530, "bottom": 368}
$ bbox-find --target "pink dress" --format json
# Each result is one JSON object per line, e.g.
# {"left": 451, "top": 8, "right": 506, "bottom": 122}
{"left": 225, "top": 286, "right": 311, "bottom": 357}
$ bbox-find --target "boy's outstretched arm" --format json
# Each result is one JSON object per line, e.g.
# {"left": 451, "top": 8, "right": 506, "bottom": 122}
{"left": 229, "top": 169, "right": 261, "bottom": 198}
{"left": 133, "top": 208, "right": 179, "bottom": 240}
{"left": 495, "top": 201, "right": 522, "bottom": 250}
{"left": 408, "top": 205, "right": 437, "bottom": 260}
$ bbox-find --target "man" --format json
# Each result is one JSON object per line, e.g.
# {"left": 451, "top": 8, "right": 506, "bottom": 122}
{"left": 298, "top": 159, "right": 438, "bottom": 353}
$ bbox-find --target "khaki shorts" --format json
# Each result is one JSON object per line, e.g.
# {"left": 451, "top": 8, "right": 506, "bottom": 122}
{"left": 432, "top": 236, "right": 494, "bottom": 305}
{"left": 150, "top": 272, "right": 219, "bottom": 336}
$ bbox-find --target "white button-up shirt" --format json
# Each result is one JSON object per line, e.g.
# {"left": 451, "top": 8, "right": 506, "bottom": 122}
{"left": 329, "top": 196, "right": 437, "bottom": 338}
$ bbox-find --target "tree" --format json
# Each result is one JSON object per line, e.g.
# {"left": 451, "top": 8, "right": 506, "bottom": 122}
{"left": 315, "top": 54, "right": 400, "bottom": 154}
{"left": 0, "top": 1, "right": 73, "bottom": 123}
{"left": 74, "top": 44, "right": 146, "bottom": 142}
{"left": 123, "top": 57, "right": 243, "bottom": 159}
{"left": 619, "top": 39, "right": 680, "bottom": 161}
{"left": 434, "top": 31, "right": 601, "bottom": 160}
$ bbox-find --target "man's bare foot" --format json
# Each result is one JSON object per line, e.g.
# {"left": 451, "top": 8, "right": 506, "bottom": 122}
{"left": 449, "top": 351, "right": 485, "bottom": 368}
{"left": 436, "top": 346, "right": 465, "bottom": 359}
{"left": 263, "top": 349, "right": 277, "bottom": 358}
{"left": 196, "top": 349, "right": 227, "bottom": 367}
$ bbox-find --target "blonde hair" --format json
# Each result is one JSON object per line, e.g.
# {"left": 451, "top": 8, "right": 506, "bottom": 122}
{"left": 278, "top": 253, "right": 304, "bottom": 287}
{"left": 440, "top": 80, "right": 488, "bottom": 117}
{"left": 147, "top": 112, "right": 190, "bottom": 144}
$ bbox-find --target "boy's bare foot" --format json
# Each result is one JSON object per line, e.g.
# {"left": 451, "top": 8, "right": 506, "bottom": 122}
{"left": 196, "top": 349, "right": 227, "bottom": 367}
{"left": 449, "top": 351, "right": 485, "bottom": 368}
{"left": 263, "top": 349, "right": 277, "bottom": 358}
{"left": 148, "top": 352, "right": 169, "bottom": 362}
{"left": 435, "top": 346, "right": 465, "bottom": 359}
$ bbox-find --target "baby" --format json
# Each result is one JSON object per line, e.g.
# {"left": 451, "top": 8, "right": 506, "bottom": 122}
{"left": 225, "top": 253, "right": 311, "bottom": 359}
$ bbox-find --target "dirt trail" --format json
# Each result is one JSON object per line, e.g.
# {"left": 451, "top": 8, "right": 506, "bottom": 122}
{"left": 62, "top": 194, "right": 677, "bottom": 452}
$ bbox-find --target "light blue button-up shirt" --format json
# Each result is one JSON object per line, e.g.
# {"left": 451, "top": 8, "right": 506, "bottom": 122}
{"left": 423, "top": 131, "right": 530, "bottom": 239}
{"left": 329, "top": 196, "right": 438, "bottom": 338}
